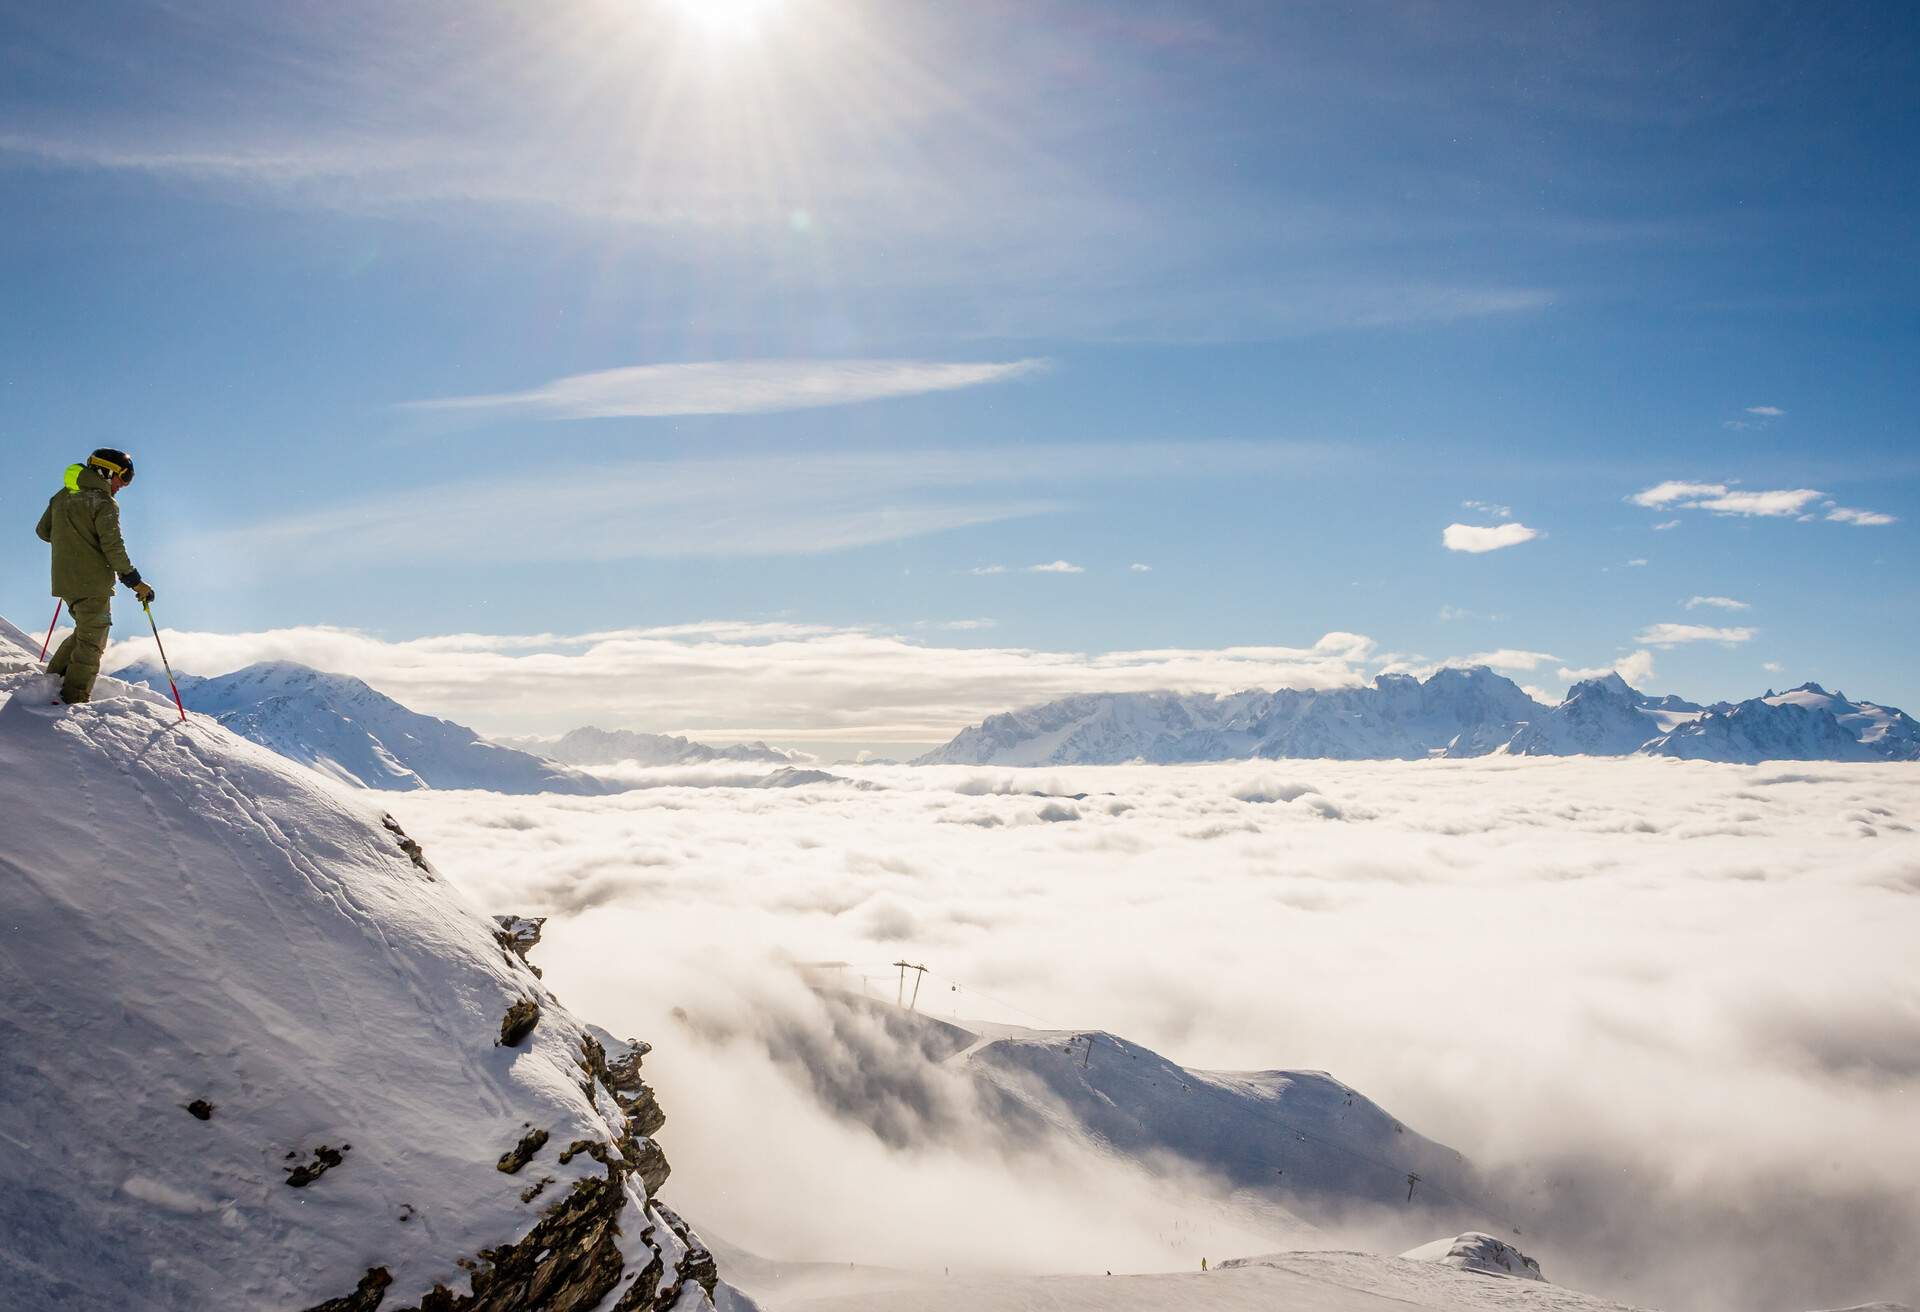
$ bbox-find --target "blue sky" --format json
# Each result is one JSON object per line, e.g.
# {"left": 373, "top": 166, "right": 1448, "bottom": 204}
{"left": 3, "top": 0, "right": 1916, "bottom": 740}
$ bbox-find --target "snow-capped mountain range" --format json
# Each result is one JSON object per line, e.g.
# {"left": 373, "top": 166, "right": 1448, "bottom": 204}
{"left": 921, "top": 668, "right": 1920, "bottom": 766}
{"left": 114, "top": 659, "right": 608, "bottom": 794}
{"left": 503, "top": 725, "right": 801, "bottom": 768}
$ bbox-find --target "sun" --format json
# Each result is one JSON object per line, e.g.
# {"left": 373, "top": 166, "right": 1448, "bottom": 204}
{"left": 669, "top": 0, "right": 781, "bottom": 41}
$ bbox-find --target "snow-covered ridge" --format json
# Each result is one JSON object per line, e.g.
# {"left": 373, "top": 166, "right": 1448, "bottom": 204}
{"left": 113, "top": 658, "right": 609, "bottom": 794}
{"left": 504, "top": 725, "right": 801, "bottom": 768}
{"left": 0, "top": 622, "right": 749, "bottom": 1310}
{"left": 1400, "top": 1231, "right": 1544, "bottom": 1280}
{"left": 921, "top": 668, "right": 1919, "bottom": 766}
{"left": 768, "top": 991, "right": 1492, "bottom": 1240}
{"left": 961, "top": 1024, "right": 1483, "bottom": 1222}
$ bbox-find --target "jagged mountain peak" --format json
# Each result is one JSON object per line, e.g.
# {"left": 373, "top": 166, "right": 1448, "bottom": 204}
{"left": 1570, "top": 671, "right": 1637, "bottom": 698}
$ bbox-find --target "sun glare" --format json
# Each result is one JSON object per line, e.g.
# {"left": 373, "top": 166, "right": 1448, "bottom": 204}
{"left": 670, "top": 0, "right": 780, "bottom": 41}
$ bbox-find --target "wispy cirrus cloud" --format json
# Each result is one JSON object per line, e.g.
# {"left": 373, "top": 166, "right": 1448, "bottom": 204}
{"left": 1637, "top": 622, "right": 1757, "bottom": 647}
{"left": 179, "top": 441, "right": 1335, "bottom": 570}
{"left": 1686, "top": 596, "right": 1750, "bottom": 611}
{"left": 1442, "top": 522, "right": 1541, "bottom": 553}
{"left": 1025, "top": 561, "right": 1085, "bottom": 575}
{"left": 402, "top": 358, "right": 1047, "bottom": 420}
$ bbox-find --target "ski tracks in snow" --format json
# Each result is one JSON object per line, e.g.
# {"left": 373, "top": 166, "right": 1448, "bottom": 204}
{"left": 134, "top": 718, "right": 517, "bottom": 1121}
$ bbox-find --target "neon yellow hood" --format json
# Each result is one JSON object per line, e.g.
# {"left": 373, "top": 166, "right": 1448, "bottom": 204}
{"left": 64, "top": 463, "right": 83, "bottom": 492}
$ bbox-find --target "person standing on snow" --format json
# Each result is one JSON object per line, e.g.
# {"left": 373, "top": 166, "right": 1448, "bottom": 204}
{"left": 33, "top": 448, "right": 154, "bottom": 705}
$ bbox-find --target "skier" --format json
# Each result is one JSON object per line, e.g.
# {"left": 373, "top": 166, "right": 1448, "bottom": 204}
{"left": 34, "top": 449, "right": 154, "bottom": 705}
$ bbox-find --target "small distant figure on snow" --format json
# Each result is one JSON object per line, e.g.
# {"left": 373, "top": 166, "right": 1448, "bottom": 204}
{"left": 34, "top": 449, "right": 153, "bottom": 705}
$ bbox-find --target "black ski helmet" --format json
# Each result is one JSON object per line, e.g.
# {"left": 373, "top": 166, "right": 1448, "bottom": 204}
{"left": 87, "top": 448, "right": 135, "bottom": 484}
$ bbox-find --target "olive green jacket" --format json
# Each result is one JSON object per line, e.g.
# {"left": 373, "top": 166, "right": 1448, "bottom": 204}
{"left": 35, "top": 464, "right": 138, "bottom": 600}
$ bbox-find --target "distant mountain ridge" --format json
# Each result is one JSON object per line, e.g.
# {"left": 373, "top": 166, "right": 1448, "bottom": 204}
{"left": 505, "top": 725, "right": 801, "bottom": 768}
{"left": 114, "top": 660, "right": 608, "bottom": 794}
{"left": 921, "top": 668, "right": 1919, "bottom": 766}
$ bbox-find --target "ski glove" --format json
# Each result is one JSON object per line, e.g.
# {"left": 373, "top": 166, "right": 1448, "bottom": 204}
{"left": 132, "top": 581, "right": 156, "bottom": 606}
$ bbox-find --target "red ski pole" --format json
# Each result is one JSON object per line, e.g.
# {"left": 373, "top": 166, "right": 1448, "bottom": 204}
{"left": 143, "top": 602, "right": 188, "bottom": 724}
{"left": 39, "top": 601, "right": 63, "bottom": 664}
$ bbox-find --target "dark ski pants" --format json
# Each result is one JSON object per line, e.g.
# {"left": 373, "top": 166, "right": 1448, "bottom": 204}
{"left": 46, "top": 595, "right": 111, "bottom": 704}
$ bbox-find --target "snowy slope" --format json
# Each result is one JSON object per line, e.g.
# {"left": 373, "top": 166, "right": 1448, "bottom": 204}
{"left": 1401, "top": 1231, "right": 1543, "bottom": 1279}
{"left": 0, "top": 625, "right": 743, "bottom": 1310}
{"left": 508, "top": 727, "right": 799, "bottom": 768}
{"left": 1762, "top": 684, "right": 1920, "bottom": 760}
{"left": 780, "top": 993, "right": 1489, "bottom": 1238}
{"left": 956, "top": 1025, "right": 1486, "bottom": 1226}
{"left": 773, "top": 1246, "right": 1656, "bottom": 1312}
{"left": 114, "top": 659, "right": 608, "bottom": 794}
{"left": 1639, "top": 697, "right": 1880, "bottom": 763}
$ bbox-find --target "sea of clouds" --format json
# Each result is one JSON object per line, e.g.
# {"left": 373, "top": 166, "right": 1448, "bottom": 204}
{"left": 390, "top": 758, "right": 1920, "bottom": 1312}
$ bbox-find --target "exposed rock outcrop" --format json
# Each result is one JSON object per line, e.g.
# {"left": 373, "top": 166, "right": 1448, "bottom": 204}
{"left": 305, "top": 1267, "right": 393, "bottom": 1312}
{"left": 496, "top": 1128, "right": 549, "bottom": 1175}
{"left": 382, "top": 814, "right": 434, "bottom": 875}
{"left": 653, "top": 1202, "right": 720, "bottom": 1302}
{"left": 285, "top": 1144, "right": 350, "bottom": 1188}
{"left": 498, "top": 998, "right": 541, "bottom": 1047}
{"left": 492, "top": 916, "right": 547, "bottom": 977}
{"left": 415, "top": 1170, "right": 628, "bottom": 1312}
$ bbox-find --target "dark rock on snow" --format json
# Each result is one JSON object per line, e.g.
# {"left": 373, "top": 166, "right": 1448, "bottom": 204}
{"left": 498, "top": 999, "right": 541, "bottom": 1047}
